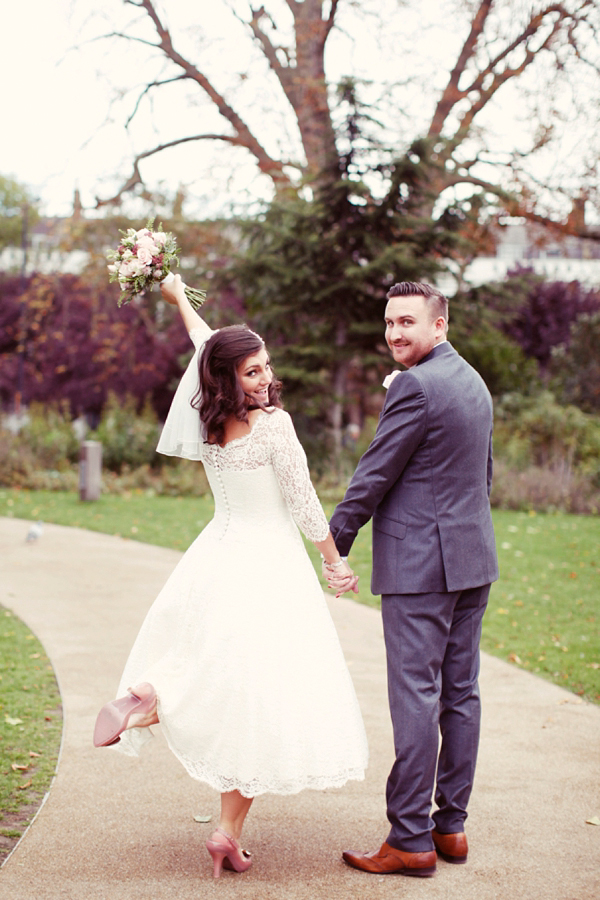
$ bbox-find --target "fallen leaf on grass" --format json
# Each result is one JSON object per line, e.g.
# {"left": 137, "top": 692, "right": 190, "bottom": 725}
{"left": 585, "top": 816, "right": 600, "bottom": 826}
{"left": 4, "top": 716, "right": 23, "bottom": 726}
{"left": 17, "top": 780, "right": 32, "bottom": 790}
{"left": 29, "top": 751, "right": 41, "bottom": 758}
{"left": 11, "top": 764, "right": 29, "bottom": 772}
{"left": 508, "top": 653, "right": 522, "bottom": 665}
{"left": 193, "top": 815, "right": 212, "bottom": 823}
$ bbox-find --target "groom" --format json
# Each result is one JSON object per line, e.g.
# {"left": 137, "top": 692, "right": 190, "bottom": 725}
{"left": 327, "top": 281, "right": 498, "bottom": 877}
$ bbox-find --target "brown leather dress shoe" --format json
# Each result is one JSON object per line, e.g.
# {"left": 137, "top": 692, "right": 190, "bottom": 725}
{"left": 432, "top": 830, "right": 468, "bottom": 864}
{"left": 342, "top": 842, "right": 436, "bottom": 877}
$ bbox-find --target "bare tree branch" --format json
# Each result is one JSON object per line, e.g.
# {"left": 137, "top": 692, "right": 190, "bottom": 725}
{"left": 248, "top": 6, "right": 295, "bottom": 95}
{"left": 428, "top": 1, "right": 589, "bottom": 156}
{"left": 95, "top": 133, "right": 260, "bottom": 208}
{"left": 126, "top": 1, "right": 288, "bottom": 182}
{"left": 90, "top": 30, "right": 160, "bottom": 49}
{"left": 428, "top": 0, "right": 493, "bottom": 137}
{"left": 441, "top": 170, "right": 600, "bottom": 242}
{"left": 324, "top": 0, "right": 340, "bottom": 38}
{"left": 125, "top": 75, "right": 189, "bottom": 128}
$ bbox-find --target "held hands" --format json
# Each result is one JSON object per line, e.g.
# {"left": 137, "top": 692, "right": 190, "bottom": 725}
{"left": 321, "top": 558, "right": 359, "bottom": 598}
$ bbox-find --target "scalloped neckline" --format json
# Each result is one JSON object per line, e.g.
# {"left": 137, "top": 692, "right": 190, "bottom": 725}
{"left": 216, "top": 410, "right": 272, "bottom": 450}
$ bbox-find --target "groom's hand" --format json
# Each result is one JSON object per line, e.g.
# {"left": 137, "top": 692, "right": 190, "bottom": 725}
{"left": 322, "top": 559, "right": 359, "bottom": 597}
{"left": 330, "top": 574, "right": 359, "bottom": 597}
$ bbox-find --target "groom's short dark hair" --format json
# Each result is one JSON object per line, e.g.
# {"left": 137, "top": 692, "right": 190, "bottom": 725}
{"left": 387, "top": 282, "right": 448, "bottom": 324}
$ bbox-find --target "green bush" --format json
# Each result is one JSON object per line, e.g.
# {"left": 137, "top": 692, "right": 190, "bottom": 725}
{"left": 550, "top": 311, "right": 600, "bottom": 414}
{"left": 494, "top": 391, "right": 600, "bottom": 481}
{"left": 101, "top": 460, "right": 210, "bottom": 497}
{"left": 19, "top": 402, "right": 80, "bottom": 469}
{"left": 450, "top": 279, "right": 542, "bottom": 396}
{"left": 490, "top": 458, "right": 600, "bottom": 514}
{"left": 88, "top": 393, "right": 161, "bottom": 472}
{"left": 0, "top": 428, "right": 35, "bottom": 487}
{"left": 452, "top": 319, "right": 540, "bottom": 396}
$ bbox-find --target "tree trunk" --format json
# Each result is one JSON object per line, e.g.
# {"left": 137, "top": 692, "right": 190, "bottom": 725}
{"left": 330, "top": 321, "right": 349, "bottom": 475}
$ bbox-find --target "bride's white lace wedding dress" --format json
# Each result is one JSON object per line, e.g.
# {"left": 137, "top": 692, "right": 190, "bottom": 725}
{"left": 113, "top": 329, "right": 368, "bottom": 796}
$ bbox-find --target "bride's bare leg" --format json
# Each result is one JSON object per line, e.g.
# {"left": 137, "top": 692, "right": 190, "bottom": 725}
{"left": 219, "top": 790, "right": 253, "bottom": 840}
{"left": 126, "top": 682, "right": 159, "bottom": 728}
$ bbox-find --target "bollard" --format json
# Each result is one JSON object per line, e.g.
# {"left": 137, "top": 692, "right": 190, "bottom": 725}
{"left": 79, "top": 440, "right": 102, "bottom": 501}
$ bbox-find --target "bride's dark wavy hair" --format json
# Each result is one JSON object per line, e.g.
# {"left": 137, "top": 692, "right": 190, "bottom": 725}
{"left": 192, "top": 325, "right": 283, "bottom": 445}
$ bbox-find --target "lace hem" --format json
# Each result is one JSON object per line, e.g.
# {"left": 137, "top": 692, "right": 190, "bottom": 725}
{"left": 114, "top": 726, "right": 366, "bottom": 797}
{"left": 176, "top": 764, "right": 366, "bottom": 798}
{"left": 164, "top": 740, "right": 366, "bottom": 796}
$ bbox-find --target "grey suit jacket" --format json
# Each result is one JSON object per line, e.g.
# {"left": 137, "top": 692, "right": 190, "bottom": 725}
{"left": 330, "top": 342, "right": 498, "bottom": 595}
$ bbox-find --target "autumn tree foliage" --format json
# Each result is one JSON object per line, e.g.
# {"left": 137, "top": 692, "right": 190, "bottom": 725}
{"left": 500, "top": 272, "right": 600, "bottom": 370}
{"left": 0, "top": 274, "right": 191, "bottom": 420}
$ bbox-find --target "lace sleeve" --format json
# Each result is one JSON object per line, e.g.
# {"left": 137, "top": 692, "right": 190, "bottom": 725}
{"left": 268, "top": 410, "right": 330, "bottom": 542}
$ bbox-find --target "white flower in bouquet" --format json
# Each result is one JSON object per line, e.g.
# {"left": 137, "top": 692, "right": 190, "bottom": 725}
{"left": 106, "top": 218, "right": 207, "bottom": 309}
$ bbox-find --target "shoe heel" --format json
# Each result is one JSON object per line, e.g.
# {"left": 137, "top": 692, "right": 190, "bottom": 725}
{"left": 93, "top": 684, "right": 156, "bottom": 748}
{"left": 206, "top": 841, "right": 227, "bottom": 878}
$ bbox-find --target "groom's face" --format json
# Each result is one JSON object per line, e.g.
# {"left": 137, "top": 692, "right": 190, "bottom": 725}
{"left": 384, "top": 295, "right": 445, "bottom": 368}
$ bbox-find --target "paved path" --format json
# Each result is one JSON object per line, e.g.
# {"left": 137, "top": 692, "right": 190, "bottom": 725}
{"left": 0, "top": 517, "right": 598, "bottom": 900}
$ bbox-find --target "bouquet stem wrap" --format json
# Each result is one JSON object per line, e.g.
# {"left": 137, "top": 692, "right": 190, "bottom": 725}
{"left": 161, "top": 272, "right": 206, "bottom": 311}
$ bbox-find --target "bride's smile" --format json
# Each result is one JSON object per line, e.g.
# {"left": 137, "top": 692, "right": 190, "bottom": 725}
{"left": 237, "top": 348, "right": 273, "bottom": 406}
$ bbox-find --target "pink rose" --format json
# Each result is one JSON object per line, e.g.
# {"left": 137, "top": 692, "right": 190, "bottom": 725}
{"left": 153, "top": 231, "right": 167, "bottom": 246}
{"left": 137, "top": 234, "right": 159, "bottom": 255}
{"left": 137, "top": 247, "right": 153, "bottom": 265}
{"left": 119, "top": 258, "right": 144, "bottom": 278}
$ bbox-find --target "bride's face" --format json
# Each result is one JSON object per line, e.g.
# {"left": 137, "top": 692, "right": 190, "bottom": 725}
{"left": 237, "top": 348, "right": 273, "bottom": 406}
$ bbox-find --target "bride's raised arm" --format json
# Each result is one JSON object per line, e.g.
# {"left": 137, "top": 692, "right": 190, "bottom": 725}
{"left": 160, "top": 274, "right": 212, "bottom": 340}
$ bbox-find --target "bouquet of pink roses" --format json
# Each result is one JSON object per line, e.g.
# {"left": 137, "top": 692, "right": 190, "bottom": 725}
{"left": 106, "top": 219, "right": 206, "bottom": 309}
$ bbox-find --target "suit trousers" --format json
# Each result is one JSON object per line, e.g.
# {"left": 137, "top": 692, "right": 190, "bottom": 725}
{"left": 381, "top": 584, "right": 490, "bottom": 852}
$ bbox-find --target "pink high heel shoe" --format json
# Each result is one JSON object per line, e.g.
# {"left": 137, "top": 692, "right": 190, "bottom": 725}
{"left": 93, "top": 683, "right": 156, "bottom": 747}
{"left": 206, "top": 827, "right": 252, "bottom": 878}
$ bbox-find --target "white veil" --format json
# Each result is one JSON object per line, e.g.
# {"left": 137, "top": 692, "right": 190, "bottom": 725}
{"left": 156, "top": 327, "right": 214, "bottom": 460}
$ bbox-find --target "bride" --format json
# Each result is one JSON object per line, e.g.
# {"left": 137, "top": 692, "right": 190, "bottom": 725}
{"left": 93, "top": 275, "right": 368, "bottom": 878}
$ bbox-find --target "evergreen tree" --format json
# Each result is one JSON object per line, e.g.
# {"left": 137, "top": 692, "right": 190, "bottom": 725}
{"left": 234, "top": 170, "right": 466, "bottom": 467}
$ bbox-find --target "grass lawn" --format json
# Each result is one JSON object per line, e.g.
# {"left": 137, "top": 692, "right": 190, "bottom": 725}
{"left": 2, "top": 487, "right": 598, "bottom": 704}
{"left": 0, "top": 606, "right": 62, "bottom": 861}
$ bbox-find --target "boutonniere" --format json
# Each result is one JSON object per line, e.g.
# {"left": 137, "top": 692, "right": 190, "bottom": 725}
{"left": 382, "top": 370, "right": 402, "bottom": 390}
